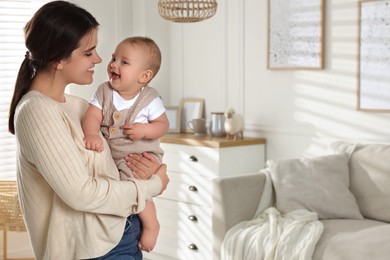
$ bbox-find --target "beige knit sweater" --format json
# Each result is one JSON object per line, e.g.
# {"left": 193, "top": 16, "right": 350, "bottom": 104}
{"left": 14, "top": 91, "right": 162, "bottom": 260}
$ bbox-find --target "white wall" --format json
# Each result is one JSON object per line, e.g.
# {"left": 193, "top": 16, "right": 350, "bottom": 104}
{"left": 5, "top": 0, "right": 390, "bottom": 258}
{"left": 133, "top": 0, "right": 390, "bottom": 160}
{"left": 243, "top": 0, "right": 390, "bottom": 158}
{"left": 69, "top": 0, "right": 390, "bottom": 161}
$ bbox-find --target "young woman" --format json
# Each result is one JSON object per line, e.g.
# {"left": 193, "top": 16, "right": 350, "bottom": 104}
{"left": 8, "top": 1, "right": 169, "bottom": 259}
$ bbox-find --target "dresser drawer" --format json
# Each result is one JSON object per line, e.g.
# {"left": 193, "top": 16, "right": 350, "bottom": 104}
{"left": 162, "top": 142, "right": 266, "bottom": 178}
{"left": 155, "top": 197, "right": 212, "bottom": 231}
{"left": 162, "top": 144, "right": 219, "bottom": 178}
{"left": 146, "top": 225, "right": 212, "bottom": 260}
{"left": 159, "top": 171, "right": 212, "bottom": 206}
{"left": 151, "top": 198, "right": 212, "bottom": 260}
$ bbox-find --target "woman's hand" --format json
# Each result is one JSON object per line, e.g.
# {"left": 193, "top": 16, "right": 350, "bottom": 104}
{"left": 125, "top": 152, "right": 160, "bottom": 180}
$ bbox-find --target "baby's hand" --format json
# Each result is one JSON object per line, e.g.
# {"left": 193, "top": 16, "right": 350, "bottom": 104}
{"left": 121, "top": 123, "right": 146, "bottom": 141}
{"left": 83, "top": 134, "right": 104, "bottom": 152}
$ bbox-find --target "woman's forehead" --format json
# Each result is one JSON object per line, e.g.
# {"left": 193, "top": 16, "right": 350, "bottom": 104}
{"left": 78, "top": 29, "right": 98, "bottom": 51}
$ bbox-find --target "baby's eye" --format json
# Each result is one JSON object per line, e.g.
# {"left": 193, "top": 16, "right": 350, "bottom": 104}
{"left": 121, "top": 60, "right": 129, "bottom": 65}
{"left": 110, "top": 57, "right": 116, "bottom": 62}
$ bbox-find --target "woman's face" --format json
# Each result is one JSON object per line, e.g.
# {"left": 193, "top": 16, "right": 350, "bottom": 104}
{"left": 61, "top": 29, "right": 102, "bottom": 85}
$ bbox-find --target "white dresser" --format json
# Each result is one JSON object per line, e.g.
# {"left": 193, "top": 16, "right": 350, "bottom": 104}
{"left": 144, "top": 134, "right": 266, "bottom": 260}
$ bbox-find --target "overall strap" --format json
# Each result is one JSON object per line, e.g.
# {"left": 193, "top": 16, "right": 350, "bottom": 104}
{"left": 124, "top": 86, "right": 160, "bottom": 123}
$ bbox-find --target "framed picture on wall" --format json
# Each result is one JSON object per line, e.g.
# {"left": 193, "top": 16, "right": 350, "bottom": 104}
{"left": 267, "top": 0, "right": 325, "bottom": 69}
{"left": 179, "top": 98, "right": 204, "bottom": 133}
{"left": 358, "top": 0, "right": 390, "bottom": 111}
{"left": 165, "top": 106, "right": 181, "bottom": 133}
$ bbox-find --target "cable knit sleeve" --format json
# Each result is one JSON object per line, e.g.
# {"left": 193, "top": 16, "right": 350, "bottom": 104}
{"left": 15, "top": 92, "right": 161, "bottom": 216}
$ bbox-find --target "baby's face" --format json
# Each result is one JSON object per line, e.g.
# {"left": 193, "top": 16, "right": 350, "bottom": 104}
{"left": 107, "top": 43, "right": 148, "bottom": 99}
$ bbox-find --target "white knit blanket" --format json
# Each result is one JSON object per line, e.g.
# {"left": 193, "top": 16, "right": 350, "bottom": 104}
{"left": 221, "top": 169, "right": 324, "bottom": 260}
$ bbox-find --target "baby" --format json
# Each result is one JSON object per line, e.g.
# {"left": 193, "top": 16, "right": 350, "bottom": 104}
{"left": 82, "top": 36, "right": 169, "bottom": 252}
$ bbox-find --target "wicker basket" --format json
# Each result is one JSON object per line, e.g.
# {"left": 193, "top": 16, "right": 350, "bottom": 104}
{"left": 0, "top": 180, "right": 26, "bottom": 232}
{"left": 158, "top": 0, "right": 218, "bottom": 23}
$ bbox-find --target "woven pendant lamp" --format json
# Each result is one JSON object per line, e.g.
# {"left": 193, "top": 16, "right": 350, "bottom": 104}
{"left": 158, "top": 0, "right": 218, "bottom": 23}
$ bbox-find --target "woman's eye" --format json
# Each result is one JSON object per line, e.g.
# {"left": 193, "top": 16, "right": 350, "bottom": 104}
{"left": 85, "top": 52, "right": 93, "bottom": 57}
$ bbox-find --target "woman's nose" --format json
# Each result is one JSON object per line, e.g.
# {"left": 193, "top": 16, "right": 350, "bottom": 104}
{"left": 94, "top": 53, "right": 102, "bottom": 64}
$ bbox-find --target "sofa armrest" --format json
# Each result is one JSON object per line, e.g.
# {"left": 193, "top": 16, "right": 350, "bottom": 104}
{"left": 212, "top": 171, "right": 266, "bottom": 259}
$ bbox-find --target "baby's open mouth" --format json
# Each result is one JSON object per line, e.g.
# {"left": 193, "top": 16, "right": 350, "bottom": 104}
{"left": 111, "top": 72, "right": 120, "bottom": 80}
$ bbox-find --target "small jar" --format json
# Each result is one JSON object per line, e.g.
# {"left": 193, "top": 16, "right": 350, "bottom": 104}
{"left": 209, "top": 112, "right": 226, "bottom": 137}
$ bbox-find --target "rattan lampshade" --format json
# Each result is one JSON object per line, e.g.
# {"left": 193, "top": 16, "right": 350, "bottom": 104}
{"left": 158, "top": 0, "right": 218, "bottom": 23}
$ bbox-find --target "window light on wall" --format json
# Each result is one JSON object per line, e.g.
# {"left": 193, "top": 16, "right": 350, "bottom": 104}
{"left": 0, "top": 0, "right": 50, "bottom": 179}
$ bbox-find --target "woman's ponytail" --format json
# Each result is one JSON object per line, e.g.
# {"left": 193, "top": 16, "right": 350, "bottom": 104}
{"left": 8, "top": 54, "right": 36, "bottom": 135}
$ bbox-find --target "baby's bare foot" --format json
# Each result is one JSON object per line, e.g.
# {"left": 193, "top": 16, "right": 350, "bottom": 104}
{"left": 138, "top": 223, "right": 160, "bottom": 252}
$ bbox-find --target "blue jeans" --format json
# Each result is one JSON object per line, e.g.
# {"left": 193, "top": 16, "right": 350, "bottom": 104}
{"left": 86, "top": 215, "right": 142, "bottom": 260}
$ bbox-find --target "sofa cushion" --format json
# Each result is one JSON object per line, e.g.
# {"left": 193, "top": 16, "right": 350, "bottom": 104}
{"left": 331, "top": 142, "right": 390, "bottom": 222}
{"left": 313, "top": 219, "right": 390, "bottom": 260}
{"left": 269, "top": 153, "right": 363, "bottom": 219}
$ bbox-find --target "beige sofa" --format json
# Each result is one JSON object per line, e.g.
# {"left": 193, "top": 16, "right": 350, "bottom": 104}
{"left": 212, "top": 142, "right": 390, "bottom": 260}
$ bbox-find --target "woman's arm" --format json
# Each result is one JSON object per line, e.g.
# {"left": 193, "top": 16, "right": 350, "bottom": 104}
{"left": 16, "top": 95, "right": 163, "bottom": 216}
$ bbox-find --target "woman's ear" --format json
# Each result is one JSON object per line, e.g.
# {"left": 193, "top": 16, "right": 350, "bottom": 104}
{"left": 139, "top": 70, "right": 153, "bottom": 84}
{"left": 55, "top": 61, "right": 63, "bottom": 70}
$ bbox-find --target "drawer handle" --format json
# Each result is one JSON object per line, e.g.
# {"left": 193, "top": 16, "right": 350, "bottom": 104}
{"left": 188, "top": 155, "right": 198, "bottom": 162}
{"left": 188, "top": 185, "right": 198, "bottom": 192}
{"left": 188, "top": 215, "right": 198, "bottom": 221}
{"left": 188, "top": 243, "right": 198, "bottom": 251}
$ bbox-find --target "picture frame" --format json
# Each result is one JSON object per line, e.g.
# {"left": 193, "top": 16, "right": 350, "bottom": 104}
{"left": 267, "top": 0, "right": 325, "bottom": 70}
{"left": 165, "top": 106, "right": 181, "bottom": 133}
{"left": 179, "top": 98, "right": 204, "bottom": 133}
{"left": 358, "top": 0, "right": 390, "bottom": 111}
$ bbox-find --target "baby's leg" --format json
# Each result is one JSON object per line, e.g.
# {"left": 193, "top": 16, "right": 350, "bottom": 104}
{"left": 138, "top": 201, "right": 160, "bottom": 252}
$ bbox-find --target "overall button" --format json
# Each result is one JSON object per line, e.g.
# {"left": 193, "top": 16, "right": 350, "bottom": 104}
{"left": 114, "top": 113, "right": 121, "bottom": 120}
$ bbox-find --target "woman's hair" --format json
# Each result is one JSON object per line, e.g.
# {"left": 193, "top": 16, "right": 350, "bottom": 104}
{"left": 8, "top": 0, "right": 99, "bottom": 134}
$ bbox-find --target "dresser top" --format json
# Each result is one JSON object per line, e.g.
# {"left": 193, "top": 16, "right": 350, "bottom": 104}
{"left": 161, "top": 133, "right": 266, "bottom": 148}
